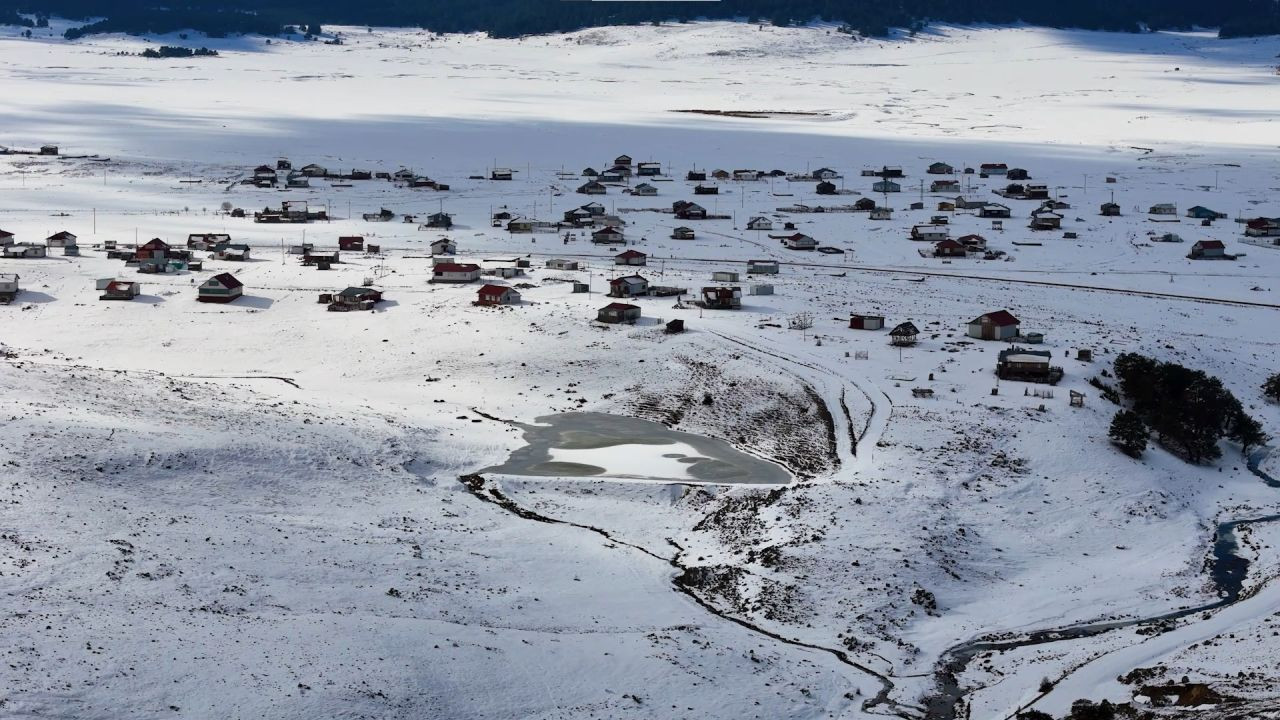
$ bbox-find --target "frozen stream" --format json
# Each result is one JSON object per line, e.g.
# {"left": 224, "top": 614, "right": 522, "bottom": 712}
{"left": 485, "top": 412, "right": 791, "bottom": 485}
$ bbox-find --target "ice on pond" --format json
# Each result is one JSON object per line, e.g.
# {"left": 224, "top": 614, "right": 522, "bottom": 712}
{"left": 485, "top": 412, "right": 790, "bottom": 485}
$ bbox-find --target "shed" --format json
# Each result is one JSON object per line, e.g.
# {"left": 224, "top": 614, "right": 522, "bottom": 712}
{"left": 849, "top": 314, "right": 884, "bottom": 330}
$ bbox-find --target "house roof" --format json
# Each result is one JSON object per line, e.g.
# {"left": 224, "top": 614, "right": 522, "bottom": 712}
{"left": 973, "top": 310, "right": 1019, "bottom": 326}
{"left": 617, "top": 250, "right": 646, "bottom": 259}
{"left": 48, "top": 231, "right": 76, "bottom": 240}
{"left": 338, "top": 286, "right": 379, "bottom": 298}
{"left": 602, "top": 302, "right": 639, "bottom": 311}
{"left": 434, "top": 263, "right": 480, "bottom": 273}
{"left": 1196, "top": 240, "right": 1225, "bottom": 249}
{"left": 208, "top": 272, "right": 243, "bottom": 289}
{"left": 478, "top": 284, "right": 513, "bottom": 295}
{"left": 936, "top": 239, "right": 964, "bottom": 248}
{"left": 339, "top": 235, "right": 363, "bottom": 241}
{"left": 139, "top": 238, "right": 169, "bottom": 248}
{"left": 609, "top": 274, "right": 646, "bottom": 284}
{"left": 0, "top": 230, "right": 13, "bottom": 238}
{"left": 594, "top": 226, "right": 622, "bottom": 235}
{"left": 958, "top": 234, "right": 985, "bottom": 243}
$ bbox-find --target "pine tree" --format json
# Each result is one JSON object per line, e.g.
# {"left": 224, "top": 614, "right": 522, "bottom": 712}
{"left": 1264, "top": 373, "right": 1280, "bottom": 403}
{"left": 1109, "top": 409, "right": 1148, "bottom": 458}
{"left": 1229, "top": 411, "right": 1269, "bottom": 456}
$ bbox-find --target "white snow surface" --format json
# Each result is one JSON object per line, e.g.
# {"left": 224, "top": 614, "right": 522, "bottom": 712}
{"left": 1, "top": 19, "right": 1279, "bottom": 720}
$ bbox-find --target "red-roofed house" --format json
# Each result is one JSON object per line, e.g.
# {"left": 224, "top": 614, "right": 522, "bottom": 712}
{"left": 432, "top": 263, "right": 481, "bottom": 283}
{"left": 476, "top": 284, "right": 520, "bottom": 305}
{"left": 933, "top": 238, "right": 967, "bottom": 257}
{"left": 967, "top": 310, "right": 1020, "bottom": 340}
{"left": 135, "top": 238, "right": 171, "bottom": 260}
{"left": 1188, "top": 240, "right": 1226, "bottom": 259}
{"left": 614, "top": 249, "right": 647, "bottom": 266}
{"left": 338, "top": 236, "right": 365, "bottom": 251}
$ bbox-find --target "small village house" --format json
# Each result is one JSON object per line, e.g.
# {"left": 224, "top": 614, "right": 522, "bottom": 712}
{"left": 212, "top": 242, "right": 251, "bottom": 261}
{"left": 431, "top": 238, "right": 457, "bottom": 255}
{"left": 613, "top": 154, "right": 633, "bottom": 167}
{"left": 930, "top": 179, "right": 960, "bottom": 193}
{"left": 1007, "top": 168, "right": 1030, "bottom": 181}
{"left": 996, "top": 347, "right": 1063, "bottom": 384}
{"left": 507, "top": 218, "right": 534, "bottom": 233}
{"left": 99, "top": 279, "right": 140, "bottom": 301}
{"left": 197, "top": 273, "right": 243, "bottom": 303}
{"left": 712, "top": 271, "right": 739, "bottom": 282}
{"left": 476, "top": 284, "right": 520, "bottom": 306}
{"left": 1243, "top": 217, "right": 1280, "bottom": 237}
{"left": 671, "top": 226, "right": 695, "bottom": 240}
{"left": 546, "top": 258, "right": 579, "bottom": 271}
{"left": 816, "top": 181, "right": 838, "bottom": 195}
{"left": 779, "top": 233, "right": 817, "bottom": 250}
{"left": 327, "top": 286, "right": 383, "bottom": 311}
{"left": 747, "top": 259, "right": 779, "bottom": 275}
{"left": 933, "top": 238, "right": 967, "bottom": 257}
{"left": 979, "top": 203, "right": 1011, "bottom": 219}
{"left": 432, "top": 263, "right": 482, "bottom": 283}
{"left": 812, "top": 167, "right": 838, "bottom": 179}
{"left": 631, "top": 183, "right": 658, "bottom": 196}
{"left": 598, "top": 170, "right": 624, "bottom": 183}
{"left": 490, "top": 168, "right": 513, "bottom": 181}
{"left": 134, "top": 238, "right": 171, "bottom": 260}
{"left": 855, "top": 198, "right": 877, "bottom": 211}
{"left": 927, "top": 162, "right": 953, "bottom": 175}
{"left": 870, "top": 207, "right": 893, "bottom": 220}
{"left": 1029, "top": 210, "right": 1063, "bottom": 231}
{"left": 188, "top": 233, "right": 230, "bottom": 250}
{"left": 968, "top": 310, "right": 1020, "bottom": 340}
{"left": 980, "top": 163, "right": 1008, "bottom": 175}
{"left": 849, "top": 314, "right": 884, "bottom": 330}
{"left": 636, "top": 162, "right": 661, "bottom": 177}
{"left": 338, "top": 236, "right": 365, "bottom": 252}
{"left": 597, "top": 302, "right": 641, "bottom": 324}
{"left": 701, "top": 286, "right": 742, "bottom": 309}
{"left": 1149, "top": 203, "right": 1178, "bottom": 215}
{"left": 873, "top": 180, "right": 901, "bottom": 193}
{"left": 693, "top": 184, "right": 719, "bottom": 196}
{"left": 0, "top": 273, "right": 19, "bottom": 304}
{"left": 889, "top": 322, "right": 919, "bottom": 346}
{"left": 733, "top": 169, "right": 761, "bottom": 181}
{"left": 3, "top": 243, "right": 47, "bottom": 259}
{"left": 592, "top": 226, "right": 625, "bottom": 245}
{"left": 40, "top": 144, "right": 58, "bottom": 155}
{"left": 957, "top": 234, "right": 987, "bottom": 250}
{"left": 608, "top": 274, "right": 648, "bottom": 298}
{"left": 1188, "top": 239, "right": 1227, "bottom": 259}
{"left": 300, "top": 163, "right": 327, "bottom": 177}
{"left": 0, "top": 229, "right": 13, "bottom": 246}
{"left": 578, "top": 180, "right": 607, "bottom": 195}
{"left": 614, "top": 249, "right": 647, "bottom": 266}
{"left": 1100, "top": 202, "right": 1121, "bottom": 217}
{"left": 46, "top": 231, "right": 77, "bottom": 248}
{"left": 425, "top": 212, "right": 453, "bottom": 229}
{"left": 686, "top": 170, "right": 707, "bottom": 182}
{"left": 1186, "top": 206, "right": 1227, "bottom": 220}
{"left": 746, "top": 216, "right": 773, "bottom": 231}
{"left": 910, "top": 225, "right": 949, "bottom": 242}
{"left": 674, "top": 201, "right": 708, "bottom": 219}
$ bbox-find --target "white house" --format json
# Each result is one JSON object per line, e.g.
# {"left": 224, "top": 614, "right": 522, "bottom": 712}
{"left": 608, "top": 274, "right": 649, "bottom": 298}
{"left": 432, "top": 262, "right": 482, "bottom": 283}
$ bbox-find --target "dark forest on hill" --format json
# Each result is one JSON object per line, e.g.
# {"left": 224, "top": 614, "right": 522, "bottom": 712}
{"left": 1, "top": 0, "right": 1277, "bottom": 40}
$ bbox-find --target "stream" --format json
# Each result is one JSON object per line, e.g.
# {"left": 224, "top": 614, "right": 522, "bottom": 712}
{"left": 926, "top": 448, "right": 1280, "bottom": 719}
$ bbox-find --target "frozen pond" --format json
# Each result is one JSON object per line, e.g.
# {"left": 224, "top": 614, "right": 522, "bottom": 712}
{"left": 485, "top": 412, "right": 791, "bottom": 485}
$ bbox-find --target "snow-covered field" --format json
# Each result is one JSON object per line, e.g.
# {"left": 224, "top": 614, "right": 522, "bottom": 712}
{"left": 1, "top": 19, "right": 1279, "bottom": 720}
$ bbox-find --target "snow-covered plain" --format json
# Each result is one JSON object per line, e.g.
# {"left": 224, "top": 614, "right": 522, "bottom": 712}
{"left": 1, "top": 19, "right": 1279, "bottom": 720}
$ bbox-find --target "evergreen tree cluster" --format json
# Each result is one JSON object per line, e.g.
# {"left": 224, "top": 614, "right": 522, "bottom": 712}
{"left": 0, "top": 0, "right": 1276, "bottom": 41}
{"left": 140, "top": 44, "right": 218, "bottom": 57}
{"left": 1110, "top": 352, "right": 1267, "bottom": 463}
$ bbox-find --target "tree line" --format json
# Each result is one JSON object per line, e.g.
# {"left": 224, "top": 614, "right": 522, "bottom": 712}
{"left": 1106, "top": 353, "right": 1269, "bottom": 463}
{"left": 0, "top": 0, "right": 1277, "bottom": 40}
